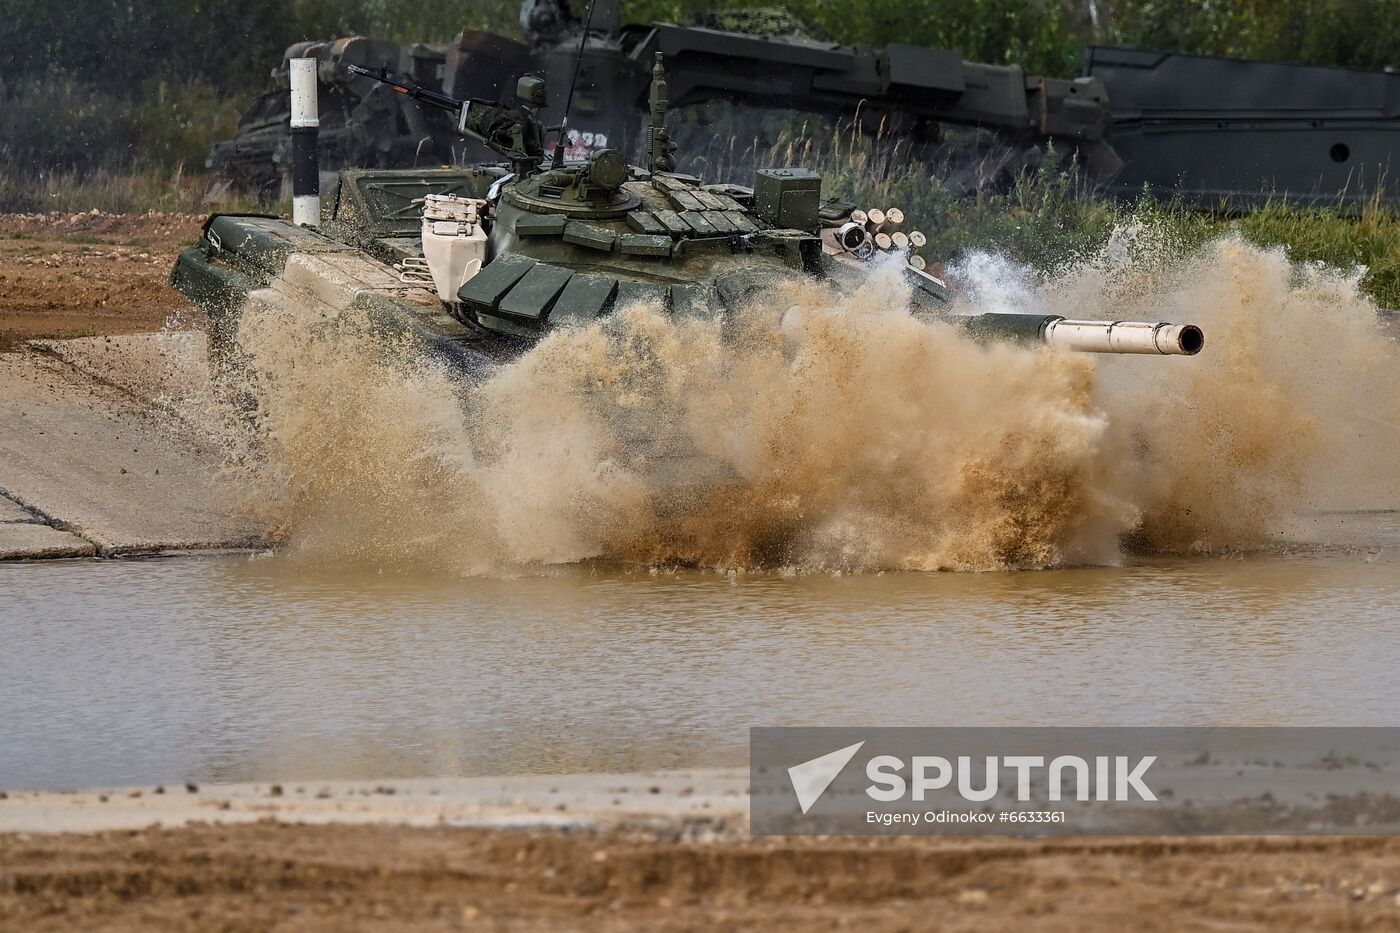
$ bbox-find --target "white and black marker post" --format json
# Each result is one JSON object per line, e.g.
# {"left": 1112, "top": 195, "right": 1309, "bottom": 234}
{"left": 289, "top": 58, "right": 320, "bottom": 226}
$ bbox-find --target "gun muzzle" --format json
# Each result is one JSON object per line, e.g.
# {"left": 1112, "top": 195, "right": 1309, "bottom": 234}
{"left": 836, "top": 221, "right": 869, "bottom": 251}
{"left": 958, "top": 313, "right": 1204, "bottom": 355}
{"left": 1044, "top": 319, "right": 1204, "bottom": 355}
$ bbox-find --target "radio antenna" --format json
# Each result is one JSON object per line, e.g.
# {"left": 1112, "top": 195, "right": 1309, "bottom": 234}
{"left": 551, "top": 0, "right": 597, "bottom": 169}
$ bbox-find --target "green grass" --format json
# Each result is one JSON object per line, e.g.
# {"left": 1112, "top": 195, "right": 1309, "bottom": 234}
{"left": 1235, "top": 198, "right": 1400, "bottom": 308}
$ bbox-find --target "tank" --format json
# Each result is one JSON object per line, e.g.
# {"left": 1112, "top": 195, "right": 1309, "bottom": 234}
{"left": 173, "top": 54, "right": 1202, "bottom": 378}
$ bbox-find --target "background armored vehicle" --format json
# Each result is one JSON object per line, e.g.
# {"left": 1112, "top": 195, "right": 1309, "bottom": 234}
{"left": 211, "top": 0, "right": 1400, "bottom": 210}
{"left": 1085, "top": 46, "right": 1400, "bottom": 209}
{"left": 178, "top": 54, "right": 1202, "bottom": 380}
{"left": 209, "top": 0, "right": 1114, "bottom": 199}
{"left": 206, "top": 33, "right": 529, "bottom": 198}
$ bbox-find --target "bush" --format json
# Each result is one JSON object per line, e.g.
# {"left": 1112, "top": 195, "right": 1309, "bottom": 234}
{"left": 126, "top": 82, "right": 248, "bottom": 172}
{"left": 4, "top": 0, "right": 1400, "bottom": 298}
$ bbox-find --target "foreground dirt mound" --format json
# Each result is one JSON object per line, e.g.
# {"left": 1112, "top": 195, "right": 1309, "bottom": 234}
{"left": 0, "top": 211, "right": 207, "bottom": 349}
{"left": 2, "top": 210, "right": 204, "bottom": 241}
{"left": 4, "top": 823, "right": 1400, "bottom": 931}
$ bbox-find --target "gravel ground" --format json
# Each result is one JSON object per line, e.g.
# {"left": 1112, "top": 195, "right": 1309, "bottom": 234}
{"left": 0, "top": 211, "right": 205, "bottom": 349}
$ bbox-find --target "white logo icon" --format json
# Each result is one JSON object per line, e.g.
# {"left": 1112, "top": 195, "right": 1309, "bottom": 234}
{"left": 788, "top": 741, "right": 865, "bottom": 814}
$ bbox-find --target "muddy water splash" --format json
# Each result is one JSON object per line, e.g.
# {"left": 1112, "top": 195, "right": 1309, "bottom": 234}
{"left": 1046, "top": 228, "right": 1400, "bottom": 550}
{"left": 226, "top": 232, "right": 1400, "bottom": 573}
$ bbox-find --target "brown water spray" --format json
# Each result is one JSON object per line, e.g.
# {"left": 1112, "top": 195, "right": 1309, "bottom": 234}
{"left": 224, "top": 231, "right": 1400, "bottom": 573}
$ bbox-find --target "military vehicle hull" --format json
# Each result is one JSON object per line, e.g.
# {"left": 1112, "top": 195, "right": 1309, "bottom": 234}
{"left": 177, "top": 166, "right": 910, "bottom": 371}
{"left": 209, "top": 3, "right": 1112, "bottom": 199}
{"left": 1085, "top": 46, "right": 1400, "bottom": 210}
{"left": 209, "top": 3, "right": 1400, "bottom": 211}
{"left": 206, "top": 35, "right": 524, "bottom": 198}
{"left": 175, "top": 170, "right": 510, "bottom": 374}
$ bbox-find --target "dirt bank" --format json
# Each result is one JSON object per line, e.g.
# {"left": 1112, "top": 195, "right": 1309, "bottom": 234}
{"left": 0, "top": 211, "right": 205, "bottom": 349}
{"left": 4, "top": 823, "right": 1400, "bottom": 931}
{"left": 0, "top": 210, "right": 269, "bottom": 560}
{"left": 4, "top": 776, "right": 1400, "bottom": 930}
{"left": 0, "top": 340, "right": 265, "bottom": 557}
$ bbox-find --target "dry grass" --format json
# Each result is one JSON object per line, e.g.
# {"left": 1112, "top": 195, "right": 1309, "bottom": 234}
{"left": 0, "top": 164, "right": 272, "bottom": 216}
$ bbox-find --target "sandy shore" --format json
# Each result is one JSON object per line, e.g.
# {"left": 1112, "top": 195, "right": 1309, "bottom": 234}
{"left": 4, "top": 776, "right": 1400, "bottom": 930}
{"left": 0, "top": 211, "right": 203, "bottom": 351}
{"left": 5, "top": 823, "right": 1400, "bottom": 929}
{"left": 0, "top": 772, "right": 749, "bottom": 836}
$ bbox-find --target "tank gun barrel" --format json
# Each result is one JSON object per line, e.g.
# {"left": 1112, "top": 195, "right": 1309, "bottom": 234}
{"left": 957, "top": 313, "right": 1204, "bottom": 355}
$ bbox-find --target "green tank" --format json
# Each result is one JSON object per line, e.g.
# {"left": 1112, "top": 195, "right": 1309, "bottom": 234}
{"left": 172, "top": 54, "right": 1203, "bottom": 376}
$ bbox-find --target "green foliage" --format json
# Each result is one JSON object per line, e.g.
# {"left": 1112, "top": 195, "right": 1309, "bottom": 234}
{"left": 0, "top": 77, "right": 130, "bottom": 171}
{"left": 627, "top": 0, "right": 1400, "bottom": 76}
{"left": 126, "top": 83, "right": 249, "bottom": 172}
{"left": 627, "top": 0, "right": 1079, "bottom": 74}
{"left": 1098, "top": 0, "right": 1400, "bottom": 71}
{"left": 1236, "top": 200, "right": 1400, "bottom": 309}
{"left": 0, "top": 0, "right": 522, "bottom": 94}
{"left": 739, "top": 110, "right": 1400, "bottom": 307}
{"left": 4, "top": 0, "right": 1400, "bottom": 181}
{"left": 0, "top": 0, "right": 517, "bottom": 174}
{"left": 3, "top": 0, "right": 1397, "bottom": 114}
{"left": 359, "top": 0, "right": 522, "bottom": 42}
{"left": 824, "top": 144, "right": 1400, "bottom": 307}
{"left": 6, "top": 0, "right": 1400, "bottom": 309}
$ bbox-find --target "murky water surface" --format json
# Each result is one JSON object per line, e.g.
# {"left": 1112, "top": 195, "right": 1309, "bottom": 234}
{"left": 3, "top": 516, "right": 1400, "bottom": 790}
